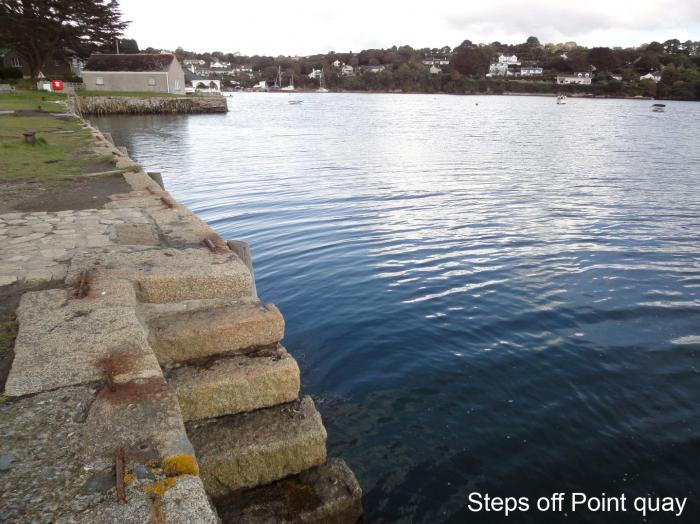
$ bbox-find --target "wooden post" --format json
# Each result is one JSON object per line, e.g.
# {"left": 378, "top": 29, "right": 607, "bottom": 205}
{"left": 227, "top": 240, "right": 257, "bottom": 299}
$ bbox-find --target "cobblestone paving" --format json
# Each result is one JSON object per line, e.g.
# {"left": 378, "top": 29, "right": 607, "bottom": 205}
{"left": 0, "top": 208, "right": 153, "bottom": 287}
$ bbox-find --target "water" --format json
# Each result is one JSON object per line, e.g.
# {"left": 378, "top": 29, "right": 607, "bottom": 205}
{"left": 92, "top": 93, "right": 700, "bottom": 523}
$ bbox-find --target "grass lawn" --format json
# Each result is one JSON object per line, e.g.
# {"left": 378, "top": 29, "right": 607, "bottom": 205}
{"left": 0, "top": 90, "right": 67, "bottom": 112}
{"left": 0, "top": 92, "right": 117, "bottom": 184}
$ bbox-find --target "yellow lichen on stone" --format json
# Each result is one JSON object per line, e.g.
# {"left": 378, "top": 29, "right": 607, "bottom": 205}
{"left": 162, "top": 454, "right": 199, "bottom": 476}
{"left": 144, "top": 477, "right": 175, "bottom": 497}
{"left": 124, "top": 472, "right": 135, "bottom": 485}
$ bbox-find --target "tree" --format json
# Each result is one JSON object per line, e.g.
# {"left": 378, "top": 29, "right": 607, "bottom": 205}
{"left": 119, "top": 38, "right": 139, "bottom": 54}
{"left": 452, "top": 46, "right": 490, "bottom": 76}
{"left": 0, "top": 0, "right": 128, "bottom": 79}
{"left": 526, "top": 36, "right": 540, "bottom": 46}
{"left": 588, "top": 47, "right": 616, "bottom": 71}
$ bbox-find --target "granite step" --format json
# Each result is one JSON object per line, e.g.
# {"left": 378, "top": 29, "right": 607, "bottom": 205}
{"left": 187, "top": 396, "right": 327, "bottom": 497}
{"left": 147, "top": 298, "right": 285, "bottom": 364}
{"left": 213, "top": 458, "right": 363, "bottom": 524}
{"left": 168, "top": 345, "right": 300, "bottom": 422}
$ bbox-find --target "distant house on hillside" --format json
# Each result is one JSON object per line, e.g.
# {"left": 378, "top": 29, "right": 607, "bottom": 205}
{"left": 82, "top": 54, "right": 185, "bottom": 94}
{"left": 556, "top": 72, "right": 592, "bottom": 85}
{"left": 487, "top": 62, "right": 509, "bottom": 76}
{"left": 308, "top": 68, "right": 323, "bottom": 79}
{"left": 520, "top": 66, "right": 543, "bottom": 76}
{"left": 498, "top": 54, "right": 520, "bottom": 65}
{"left": 429, "top": 65, "right": 441, "bottom": 75}
{"left": 362, "top": 65, "right": 386, "bottom": 73}
{"left": 341, "top": 64, "right": 354, "bottom": 76}
{"left": 184, "top": 68, "right": 220, "bottom": 93}
{"left": 639, "top": 72, "right": 661, "bottom": 82}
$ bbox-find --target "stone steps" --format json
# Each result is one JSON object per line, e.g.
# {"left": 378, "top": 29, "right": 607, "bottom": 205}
{"left": 168, "top": 345, "right": 300, "bottom": 422}
{"left": 213, "top": 458, "right": 363, "bottom": 524}
{"left": 187, "top": 396, "right": 327, "bottom": 497}
{"left": 148, "top": 299, "right": 284, "bottom": 365}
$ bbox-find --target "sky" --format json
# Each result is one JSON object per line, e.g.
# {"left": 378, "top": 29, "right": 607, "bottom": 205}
{"left": 118, "top": 0, "right": 700, "bottom": 56}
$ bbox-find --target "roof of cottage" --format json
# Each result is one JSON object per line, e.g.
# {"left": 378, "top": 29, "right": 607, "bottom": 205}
{"left": 84, "top": 54, "right": 176, "bottom": 72}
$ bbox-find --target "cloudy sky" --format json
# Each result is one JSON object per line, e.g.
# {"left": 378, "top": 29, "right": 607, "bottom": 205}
{"left": 119, "top": 0, "right": 699, "bottom": 55}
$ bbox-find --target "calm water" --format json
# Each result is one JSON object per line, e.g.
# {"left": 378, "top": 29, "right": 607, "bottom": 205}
{"left": 93, "top": 94, "right": 700, "bottom": 523}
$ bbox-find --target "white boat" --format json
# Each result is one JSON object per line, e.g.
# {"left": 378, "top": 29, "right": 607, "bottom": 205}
{"left": 317, "top": 69, "right": 329, "bottom": 93}
{"left": 556, "top": 95, "right": 567, "bottom": 105}
{"left": 281, "top": 72, "right": 295, "bottom": 92}
{"left": 651, "top": 103, "right": 666, "bottom": 112}
{"left": 288, "top": 100, "right": 302, "bottom": 105}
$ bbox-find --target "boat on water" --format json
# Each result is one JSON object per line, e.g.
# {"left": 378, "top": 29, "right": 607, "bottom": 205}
{"left": 317, "top": 69, "right": 329, "bottom": 93}
{"left": 288, "top": 100, "right": 302, "bottom": 105}
{"left": 269, "top": 66, "right": 282, "bottom": 92}
{"left": 281, "top": 72, "right": 295, "bottom": 92}
{"left": 556, "top": 95, "right": 567, "bottom": 105}
{"left": 651, "top": 103, "right": 666, "bottom": 112}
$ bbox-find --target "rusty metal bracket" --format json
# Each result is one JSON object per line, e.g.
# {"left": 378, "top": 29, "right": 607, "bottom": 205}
{"left": 202, "top": 238, "right": 217, "bottom": 252}
{"left": 74, "top": 270, "right": 90, "bottom": 299}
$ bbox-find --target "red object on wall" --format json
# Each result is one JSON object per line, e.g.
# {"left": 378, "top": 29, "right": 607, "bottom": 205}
{"left": 51, "top": 80, "right": 64, "bottom": 91}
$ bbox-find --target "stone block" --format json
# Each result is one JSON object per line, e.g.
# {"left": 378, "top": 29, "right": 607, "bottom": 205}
{"left": 168, "top": 345, "right": 300, "bottom": 421}
{"left": 214, "top": 459, "right": 363, "bottom": 524}
{"left": 148, "top": 299, "right": 284, "bottom": 364}
{"left": 115, "top": 223, "right": 160, "bottom": 246}
{"left": 68, "top": 247, "right": 253, "bottom": 303}
{"left": 4, "top": 288, "right": 150, "bottom": 397}
{"left": 188, "top": 396, "right": 327, "bottom": 496}
{"left": 82, "top": 377, "right": 195, "bottom": 469}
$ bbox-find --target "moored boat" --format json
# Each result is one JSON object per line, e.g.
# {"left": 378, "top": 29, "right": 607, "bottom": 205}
{"left": 651, "top": 103, "right": 666, "bottom": 112}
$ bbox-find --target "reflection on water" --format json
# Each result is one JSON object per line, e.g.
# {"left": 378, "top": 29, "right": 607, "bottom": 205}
{"left": 92, "top": 93, "right": 700, "bottom": 523}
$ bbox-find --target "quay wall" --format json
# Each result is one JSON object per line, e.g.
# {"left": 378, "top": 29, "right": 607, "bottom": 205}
{"left": 0, "top": 111, "right": 361, "bottom": 522}
{"left": 76, "top": 95, "right": 228, "bottom": 115}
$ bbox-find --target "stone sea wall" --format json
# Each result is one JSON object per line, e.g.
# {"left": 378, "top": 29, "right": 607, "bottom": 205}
{"left": 0, "top": 117, "right": 362, "bottom": 522}
{"left": 76, "top": 95, "right": 228, "bottom": 115}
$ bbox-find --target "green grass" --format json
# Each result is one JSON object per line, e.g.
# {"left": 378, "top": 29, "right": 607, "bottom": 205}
{"left": 0, "top": 91, "right": 66, "bottom": 112}
{"left": 0, "top": 93, "right": 117, "bottom": 183}
{"left": 79, "top": 90, "right": 180, "bottom": 97}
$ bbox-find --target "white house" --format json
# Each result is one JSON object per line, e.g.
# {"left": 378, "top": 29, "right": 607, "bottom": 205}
{"left": 487, "top": 63, "right": 509, "bottom": 76}
{"left": 341, "top": 64, "right": 354, "bottom": 76}
{"left": 639, "top": 72, "right": 661, "bottom": 82}
{"left": 556, "top": 72, "right": 592, "bottom": 85}
{"left": 362, "top": 65, "right": 385, "bottom": 73}
{"left": 429, "top": 65, "right": 441, "bottom": 75}
{"left": 611, "top": 74, "right": 623, "bottom": 81}
{"left": 520, "top": 66, "right": 543, "bottom": 76}
{"left": 498, "top": 54, "right": 520, "bottom": 65}
{"left": 308, "top": 68, "right": 322, "bottom": 79}
{"left": 231, "top": 65, "right": 253, "bottom": 74}
{"left": 209, "top": 60, "right": 230, "bottom": 69}
{"left": 332, "top": 60, "right": 342, "bottom": 68}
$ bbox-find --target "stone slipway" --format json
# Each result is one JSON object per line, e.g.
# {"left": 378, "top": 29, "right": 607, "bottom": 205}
{"left": 0, "top": 117, "right": 362, "bottom": 522}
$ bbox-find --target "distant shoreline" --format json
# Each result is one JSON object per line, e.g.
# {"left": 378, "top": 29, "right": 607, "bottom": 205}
{"left": 231, "top": 90, "right": 682, "bottom": 101}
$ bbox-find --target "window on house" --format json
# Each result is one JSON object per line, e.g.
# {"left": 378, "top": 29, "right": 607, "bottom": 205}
{"left": 148, "top": 77, "right": 156, "bottom": 86}
{"left": 174, "top": 79, "right": 180, "bottom": 90}
{"left": 10, "top": 57, "right": 21, "bottom": 68}
{"left": 96, "top": 77, "right": 104, "bottom": 85}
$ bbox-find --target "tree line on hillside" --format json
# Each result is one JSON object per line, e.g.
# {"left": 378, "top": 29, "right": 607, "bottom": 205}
{"left": 164, "top": 37, "right": 700, "bottom": 99}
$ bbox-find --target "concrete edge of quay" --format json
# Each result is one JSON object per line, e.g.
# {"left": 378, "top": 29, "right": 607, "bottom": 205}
{"left": 0, "top": 110, "right": 362, "bottom": 523}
